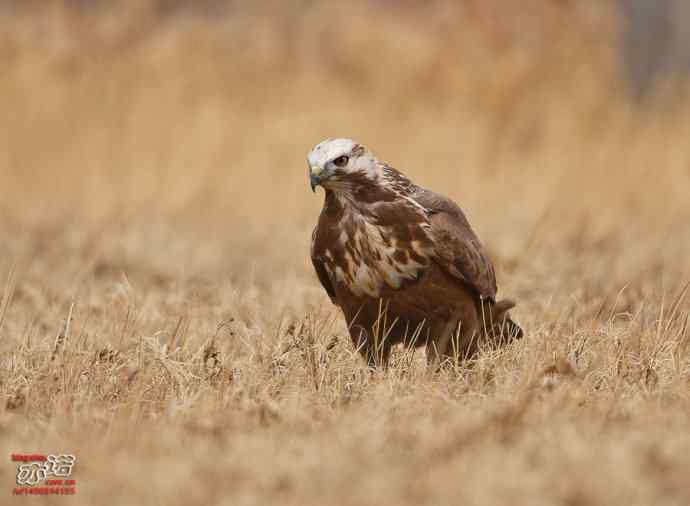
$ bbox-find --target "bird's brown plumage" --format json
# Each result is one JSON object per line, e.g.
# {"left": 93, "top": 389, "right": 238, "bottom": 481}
{"left": 308, "top": 139, "right": 521, "bottom": 366}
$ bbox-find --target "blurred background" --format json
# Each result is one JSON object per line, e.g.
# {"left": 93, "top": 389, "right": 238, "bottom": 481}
{"left": 0, "top": 0, "right": 688, "bottom": 329}
{"left": 2, "top": 5, "right": 690, "bottom": 504}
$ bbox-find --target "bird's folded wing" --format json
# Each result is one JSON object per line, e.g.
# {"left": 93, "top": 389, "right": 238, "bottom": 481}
{"left": 414, "top": 189, "right": 497, "bottom": 302}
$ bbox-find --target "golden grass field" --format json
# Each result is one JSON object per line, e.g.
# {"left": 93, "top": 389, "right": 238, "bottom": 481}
{"left": 0, "top": 2, "right": 689, "bottom": 504}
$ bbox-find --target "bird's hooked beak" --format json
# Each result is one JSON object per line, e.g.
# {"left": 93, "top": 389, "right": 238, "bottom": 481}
{"left": 310, "top": 165, "right": 324, "bottom": 192}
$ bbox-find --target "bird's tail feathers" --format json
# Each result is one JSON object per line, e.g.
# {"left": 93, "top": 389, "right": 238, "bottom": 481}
{"left": 481, "top": 298, "right": 523, "bottom": 345}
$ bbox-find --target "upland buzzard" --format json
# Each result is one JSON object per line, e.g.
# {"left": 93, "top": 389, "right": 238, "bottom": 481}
{"left": 308, "top": 138, "right": 522, "bottom": 366}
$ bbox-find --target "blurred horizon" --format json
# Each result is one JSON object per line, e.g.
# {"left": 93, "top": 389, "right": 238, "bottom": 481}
{"left": 4, "top": 1, "right": 690, "bottom": 95}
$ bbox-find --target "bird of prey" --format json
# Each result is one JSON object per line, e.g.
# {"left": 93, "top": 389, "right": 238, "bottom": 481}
{"left": 308, "top": 138, "right": 522, "bottom": 367}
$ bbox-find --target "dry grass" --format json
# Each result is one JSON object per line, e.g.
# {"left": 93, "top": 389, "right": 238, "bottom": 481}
{"left": 1, "top": 2, "right": 689, "bottom": 505}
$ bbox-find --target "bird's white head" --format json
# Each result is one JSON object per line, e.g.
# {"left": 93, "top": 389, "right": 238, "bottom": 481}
{"left": 307, "top": 138, "right": 380, "bottom": 192}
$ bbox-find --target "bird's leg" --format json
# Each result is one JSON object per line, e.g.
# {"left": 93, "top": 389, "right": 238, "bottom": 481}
{"left": 350, "top": 325, "right": 391, "bottom": 368}
{"left": 446, "top": 308, "right": 480, "bottom": 364}
{"left": 426, "top": 317, "right": 460, "bottom": 369}
{"left": 428, "top": 307, "right": 481, "bottom": 369}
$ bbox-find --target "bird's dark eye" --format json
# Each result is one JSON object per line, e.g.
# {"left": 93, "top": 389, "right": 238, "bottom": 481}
{"left": 333, "top": 155, "right": 349, "bottom": 167}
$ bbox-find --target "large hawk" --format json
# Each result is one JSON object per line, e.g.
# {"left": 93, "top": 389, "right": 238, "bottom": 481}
{"left": 308, "top": 138, "right": 522, "bottom": 367}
